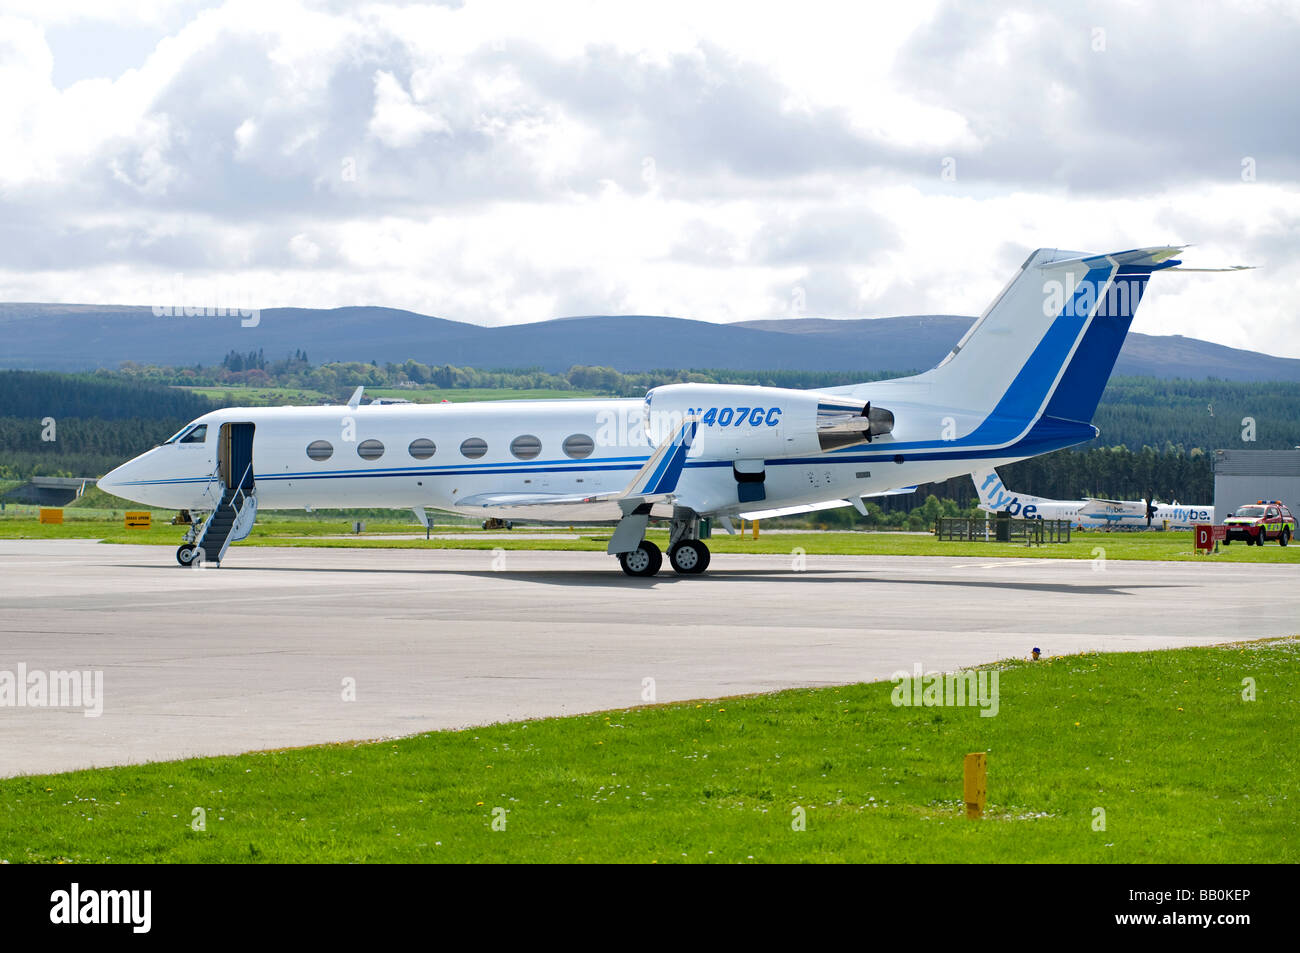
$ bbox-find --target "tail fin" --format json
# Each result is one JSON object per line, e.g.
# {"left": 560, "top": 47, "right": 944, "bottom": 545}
{"left": 919, "top": 246, "right": 1181, "bottom": 432}
{"left": 971, "top": 468, "right": 1010, "bottom": 511}
{"left": 971, "top": 467, "right": 1050, "bottom": 512}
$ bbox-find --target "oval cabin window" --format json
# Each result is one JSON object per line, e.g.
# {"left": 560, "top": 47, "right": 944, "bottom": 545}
{"left": 510, "top": 434, "right": 542, "bottom": 460}
{"left": 306, "top": 440, "right": 333, "bottom": 461}
{"left": 460, "top": 437, "right": 488, "bottom": 459}
{"left": 562, "top": 433, "right": 595, "bottom": 459}
{"left": 357, "top": 439, "right": 385, "bottom": 460}
{"left": 408, "top": 438, "right": 436, "bottom": 460}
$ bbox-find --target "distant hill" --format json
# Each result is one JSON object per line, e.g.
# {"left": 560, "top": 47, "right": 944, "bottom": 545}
{"left": 3, "top": 303, "right": 1299, "bottom": 381}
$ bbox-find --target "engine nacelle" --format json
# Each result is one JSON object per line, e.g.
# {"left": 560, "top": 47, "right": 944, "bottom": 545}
{"left": 643, "top": 383, "right": 893, "bottom": 460}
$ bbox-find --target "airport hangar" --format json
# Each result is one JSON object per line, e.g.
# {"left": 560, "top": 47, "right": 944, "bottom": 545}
{"left": 1214, "top": 449, "right": 1300, "bottom": 516}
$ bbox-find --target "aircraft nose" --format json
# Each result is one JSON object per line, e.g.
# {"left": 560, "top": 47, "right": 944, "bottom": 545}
{"left": 98, "top": 459, "right": 135, "bottom": 496}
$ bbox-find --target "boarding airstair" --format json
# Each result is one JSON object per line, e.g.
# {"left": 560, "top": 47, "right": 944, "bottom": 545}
{"left": 191, "top": 462, "right": 256, "bottom": 566}
{"left": 177, "top": 421, "right": 257, "bottom": 567}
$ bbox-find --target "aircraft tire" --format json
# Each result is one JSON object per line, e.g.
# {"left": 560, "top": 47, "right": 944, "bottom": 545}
{"left": 619, "top": 540, "right": 662, "bottom": 577}
{"left": 176, "top": 544, "right": 199, "bottom": 567}
{"left": 669, "top": 539, "right": 709, "bottom": 575}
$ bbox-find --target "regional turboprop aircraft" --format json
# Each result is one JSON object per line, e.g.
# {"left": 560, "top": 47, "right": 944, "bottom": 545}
{"left": 99, "top": 245, "right": 1213, "bottom": 575}
{"left": 970, "top": 467, "right": 1214, "bottom": 529}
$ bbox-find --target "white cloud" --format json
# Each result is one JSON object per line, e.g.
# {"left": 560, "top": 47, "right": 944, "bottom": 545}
{"left": 0, "top": 0, "right": 1298, "bottom": 358}
{"left": 367, "top": 69, "right": 450, "bottom": 148}
{"left": 287, "top": 233, "right": 321, "bottom": 264}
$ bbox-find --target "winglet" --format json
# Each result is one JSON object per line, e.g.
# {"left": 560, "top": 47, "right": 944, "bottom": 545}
{"left": 623, "top": 415, "right": 699, "bottom": 498}
{"left": 347, "top": 386, "right": 364, "bottom": 410}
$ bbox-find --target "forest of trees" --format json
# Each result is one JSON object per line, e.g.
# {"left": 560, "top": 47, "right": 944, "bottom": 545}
{"left": 1, "top": 365, "right": 1294, "bottom": 511}
{"left": 103, "top": 356, "right": 1300, "bottom": 452}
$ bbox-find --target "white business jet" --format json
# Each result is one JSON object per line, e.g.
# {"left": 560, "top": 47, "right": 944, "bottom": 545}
{"left": 99, "top": 245, "right": 1202, "bottom": 575}
{"left": 971, "top": 467, "right": 1214, "bottom": 528}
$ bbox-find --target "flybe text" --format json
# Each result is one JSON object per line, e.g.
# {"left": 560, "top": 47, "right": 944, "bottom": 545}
{"left": 985, "top": 489, "right": 1038, "bottom": 518}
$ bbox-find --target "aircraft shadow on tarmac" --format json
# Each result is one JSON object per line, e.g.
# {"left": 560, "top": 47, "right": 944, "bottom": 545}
{"left": 154, "top": 563, "right": 1183, "bottom": 596}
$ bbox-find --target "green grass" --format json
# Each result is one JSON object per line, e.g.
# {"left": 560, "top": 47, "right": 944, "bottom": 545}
{"left": 175, "top": 385, "right": 334, "bottom": 406}
{"left": 2, "top": 513, "right": 1298, "bottom": 563}
{"left": 1, "top": 639, "right": 1294, "bottom": 863}
{"left": 365, "top": 387, "right": 602, "bottom": 403}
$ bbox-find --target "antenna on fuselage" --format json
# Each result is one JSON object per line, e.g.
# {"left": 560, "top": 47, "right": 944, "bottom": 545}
{"left": 347, "top": 386, "right": 364, "bottom": 410}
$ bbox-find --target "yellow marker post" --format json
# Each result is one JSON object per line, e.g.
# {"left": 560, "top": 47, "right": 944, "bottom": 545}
{"left": 124, "top": 511, "right": 152, "bottom": 530}
{"left": 964, "top": 752, "right": 986, "bottom": 819}
{"left": 752, "top": 519, "right": 760, "bottom": 539}
{"left": 39, "top": 508, "right": 63, "bottom": 525}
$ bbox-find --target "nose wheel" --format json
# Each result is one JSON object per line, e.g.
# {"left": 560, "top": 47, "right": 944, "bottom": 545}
{"left": 176, "top": 544, "right": 202, "bottom": 567}
{"left": 668, "top": 539, "right": 710, "bottom": 575}
{"left": 618, "top": 540, "right": 663, "bottom": 577}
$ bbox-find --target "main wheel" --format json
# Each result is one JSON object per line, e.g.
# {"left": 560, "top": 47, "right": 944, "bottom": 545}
{"left": 669, "top": 539, "right": 710, "bottom": 575}
{"left": 1280, "top": 528, "right": 1290, "bottom": 547}
{"left": 176, "top": 544, "right": 199, "bottom": 566}
{"left": 619, "top": 540, "right": 662, "bottom": 577}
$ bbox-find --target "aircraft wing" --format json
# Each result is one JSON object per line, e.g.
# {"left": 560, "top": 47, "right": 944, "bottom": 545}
{"left": 456, "top": 416, "right": 699, "bottom": 511}
{"left": 739, "top": 486, "right": 918, "bottom": 520}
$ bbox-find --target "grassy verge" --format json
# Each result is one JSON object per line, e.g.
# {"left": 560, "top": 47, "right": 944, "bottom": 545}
{"left": 2, "top": 514, "right": 1299, "bottom": 563}
{"left": 174, "top": 385, "right": 333, "bottom": 405}
{"left": 174, "top": 385, "right": 603, "bottom": 406}
{"left": 365, "top": 387, "right": 602, "bottom": 403}
{"left": 1, "top": 639, "right": 1294, "bottom": 863}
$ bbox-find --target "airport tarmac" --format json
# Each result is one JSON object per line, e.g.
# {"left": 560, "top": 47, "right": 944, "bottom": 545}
{"left": 1, "top": 539, "right": 1294, "bottom": 777}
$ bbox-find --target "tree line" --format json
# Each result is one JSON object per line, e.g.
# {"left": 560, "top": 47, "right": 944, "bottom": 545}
{"left": 1, "top": 366, "right": 1294, "bottom": 505}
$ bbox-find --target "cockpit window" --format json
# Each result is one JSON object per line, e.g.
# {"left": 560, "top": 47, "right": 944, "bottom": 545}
{"left": 165, "top": 423, "right": 207, "bottom": 445}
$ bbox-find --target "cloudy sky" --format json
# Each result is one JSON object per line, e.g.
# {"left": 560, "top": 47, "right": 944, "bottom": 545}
{"left": 2, "top": 0, "right": 1298, "bottom": 354}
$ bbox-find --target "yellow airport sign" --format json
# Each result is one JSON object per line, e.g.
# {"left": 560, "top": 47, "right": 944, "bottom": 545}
{"left": 125, "top": 511, "right": 152, "bottom": 529}
{"left": 39, "top": 508, "right": 63, "bottom": 525}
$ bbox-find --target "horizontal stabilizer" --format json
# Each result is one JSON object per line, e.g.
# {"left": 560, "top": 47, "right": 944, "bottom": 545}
{"left": 1037, "top": 245, "right": 1186, "bottom": 271}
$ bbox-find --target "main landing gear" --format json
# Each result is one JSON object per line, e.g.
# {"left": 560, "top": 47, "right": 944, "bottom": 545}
{"left": 619, "top": 539, "right": 662, "bottom": 577}
{"left": 617, "top": 538, "right": 712, "bottom": 577}
{"left": 668, "top": 538, "right": 710, "bottom": 575}
{"left": 614, "top": 506, "right": 712, "bottom": 577}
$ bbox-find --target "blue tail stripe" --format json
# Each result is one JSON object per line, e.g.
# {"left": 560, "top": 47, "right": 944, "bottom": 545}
{"left": 958, "top": 264, "right": 1113, "bottom": 447}
{"left": 1044, "top": 274, "right": 1148, "bottom": 423}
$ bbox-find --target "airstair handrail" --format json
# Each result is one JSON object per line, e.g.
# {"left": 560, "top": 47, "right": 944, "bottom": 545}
{"left": 230, "top": 460, "right": 255, "bottom": 512}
